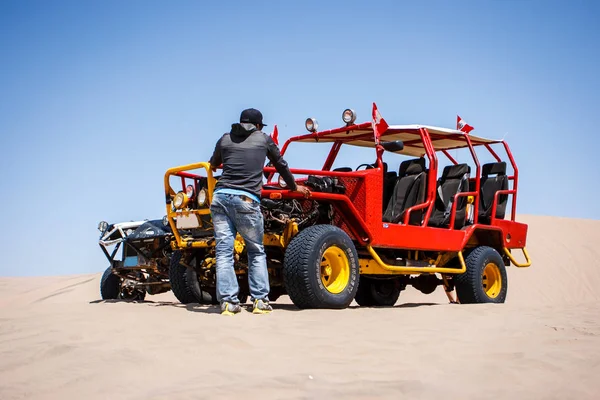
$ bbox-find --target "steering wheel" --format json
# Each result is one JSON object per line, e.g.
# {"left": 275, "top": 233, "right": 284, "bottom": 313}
{"left": 355, "top": 163, "right": 376, "bottom": 171}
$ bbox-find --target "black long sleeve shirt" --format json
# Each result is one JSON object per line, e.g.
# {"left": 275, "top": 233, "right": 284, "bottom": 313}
{"left": 209, "top": 123, "right": 297, "bottom": 198}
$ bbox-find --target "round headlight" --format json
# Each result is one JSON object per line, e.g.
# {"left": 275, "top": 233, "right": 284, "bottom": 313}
{"left": 197, "top": 188, "right": 208, "bottom": 206}
{"left": 173, "top": 192, "right": 188, "bottom": 209}
{"left": 186, "top": 184, "right": 195, "bottom": 199}
{"left": 305, "top": 117, "right": 318, "bottom": 133}
{"left": 342, "top": 108, "right": 356, "bottom": 125}
{"left": 278, "top": 175, "right": 288, "bottom": 188}
{"left": 98, "top": 221, "right": 108, "bottom": 232}
{"left": 162, "top": 215, "right": 169, "bottom": 226}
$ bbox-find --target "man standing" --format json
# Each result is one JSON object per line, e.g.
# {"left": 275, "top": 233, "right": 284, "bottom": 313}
{"left": 209, "top": 108, "right": 310, "bottom": 315}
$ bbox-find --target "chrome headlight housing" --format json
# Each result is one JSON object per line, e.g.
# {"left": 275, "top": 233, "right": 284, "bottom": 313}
{"left": 278, "top": 175, "right": 288, "bottom": 188}
{"left": 305, "top": 117, "right": 318, "bottom": 133}
{"left": 342, "top": 108, "right": 356, "bottom": 125}
{"left": 173, "top": 192, "right": 189, "bottom": 209}
{"left": 197, "top": 188, "right": 208, "bottom": 206}
{"left": 162, "top": 215, "right": 169, "bottom": 226}
{"left": 98, "top": 221, "right": 108, "bottom": 232}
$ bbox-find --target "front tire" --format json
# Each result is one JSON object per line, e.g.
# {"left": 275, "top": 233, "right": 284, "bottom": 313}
{"left": 100, "top": 267, "right": 120, "bottom": 300}
{"left": 100, "top": 267, "right": 146, "bottom": 301}
{"left": 455, "top": 246, "right": 508, "bottom": 304}
{"left": 283, "top": 225, "right": 359, "bottom": 309}
{"left": 169, "top": 251, "right": 215, "bottom": 304}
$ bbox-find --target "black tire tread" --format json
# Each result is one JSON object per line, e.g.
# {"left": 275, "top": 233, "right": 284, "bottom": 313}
{"left": 168, "top": 251, "right": 199, "bottom": 304}
{"left": 283, "top": 225, "right": 358, "bottom": 309}
{"left": 370, "top": 280, "right": 401, "bottom": 306}
{"left": 354, "top": 277, "right": 375, "bottom": 306}
{"left": 354, "top": 277, "right": 401, "bottom": 307}
{"left": 100, "top": 267, "right": 120, "bottom": 300}
{"left": 455, "top": 246, "right": 507, "bottom": 304}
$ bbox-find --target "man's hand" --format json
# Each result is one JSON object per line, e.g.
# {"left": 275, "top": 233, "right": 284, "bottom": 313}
{"left": 294, "top": 184, "right": 311, "bottom": 198}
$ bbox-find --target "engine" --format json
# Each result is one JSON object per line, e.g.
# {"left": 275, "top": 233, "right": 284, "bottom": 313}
{"left": 260, "top": 198, "right": 333, "bottom": 233}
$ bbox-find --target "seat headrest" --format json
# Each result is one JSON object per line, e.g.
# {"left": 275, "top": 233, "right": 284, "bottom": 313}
{"left": 405, "top": 163, "right": 424, "bottom": 175}
{"left": 482, "top": 162, "right": 506, "bottom": 177}
{"left": 333, "top": 167, "right": 352, "bottom": 172}
{"left": 399, "top": 158, "right": 426, "bottom": 177}
{"left": 442, "top": 163, "right": 470, "bottom": 180}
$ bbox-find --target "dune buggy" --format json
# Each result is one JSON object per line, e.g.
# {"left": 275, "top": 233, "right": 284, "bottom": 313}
{"left": 98, "top": 218, "right": 173, "bottom": 301}
{"left": 163, "top": 104, "right": 531, "bottom": 308}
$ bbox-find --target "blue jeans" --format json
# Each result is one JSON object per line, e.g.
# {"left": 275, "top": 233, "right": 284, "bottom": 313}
{"left": 210, "top": 192, "right": 270, "bottom": 304}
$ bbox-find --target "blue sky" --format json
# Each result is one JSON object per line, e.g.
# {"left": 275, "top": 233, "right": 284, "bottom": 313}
{"left": 1, "top": 0, "right": 598, "bottom": 276}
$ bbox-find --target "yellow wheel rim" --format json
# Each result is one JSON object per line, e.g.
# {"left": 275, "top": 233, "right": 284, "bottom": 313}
{"left": 320, "top": 246, "right": 350, "bottom": 294}
{"left": 482, "top": 262, "right": 502, "bottom": 299}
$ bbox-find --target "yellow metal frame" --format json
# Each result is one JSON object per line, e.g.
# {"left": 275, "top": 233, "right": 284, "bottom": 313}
{"left": 165, "top": 159, "right": 300, "bottom": 252}
{"left": 164, "top": 162, "right": 217, "bottom": 250}
{"left": 360, "top": 245, "right": 466, "bottom": 275}
{"left": 503, "top": 247, "right": 531, "bottom": 268}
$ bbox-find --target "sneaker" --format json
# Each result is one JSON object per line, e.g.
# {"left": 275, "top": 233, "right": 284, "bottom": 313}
{"left": 221, "top": 302, "right": 242, "bottom": 316}
{"left": 252, "top": 299, "right": 273, "bottom": 314}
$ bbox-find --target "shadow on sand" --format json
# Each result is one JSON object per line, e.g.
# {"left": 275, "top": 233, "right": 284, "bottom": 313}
{"left": 89, "top": 298, "right": 441, "bottom": 313}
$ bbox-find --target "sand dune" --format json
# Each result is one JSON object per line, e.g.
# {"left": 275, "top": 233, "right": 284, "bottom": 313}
{"left": 1, "top": 215, "right": 599, "bottom": 399}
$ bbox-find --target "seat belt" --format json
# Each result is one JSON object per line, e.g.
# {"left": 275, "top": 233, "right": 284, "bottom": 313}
{"left": 443, "top": 173, "right": 469, "bottom": 220}
{"left": 437, "top": 183, "right": 445, "bottom": 209}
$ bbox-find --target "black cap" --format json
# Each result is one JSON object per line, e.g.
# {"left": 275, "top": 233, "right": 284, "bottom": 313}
{"left": 240, "top": 108, "right": 267, "bottom": 126}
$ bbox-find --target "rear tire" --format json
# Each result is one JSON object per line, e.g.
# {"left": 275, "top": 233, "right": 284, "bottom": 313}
{"left": 283, "top": 225, "right": 359, "bottom": 309}
{"left": 455, "top": 246, "right": 508, "bottom": 304}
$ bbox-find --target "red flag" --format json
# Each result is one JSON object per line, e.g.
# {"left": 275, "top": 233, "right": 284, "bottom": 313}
{"left": 271, "top": 125, "right": 279, "bottom": 146}
{"left": 372, "top": 102, "right": 389, "bottom": 143}
{"left": 457, "top": 115, "right": 474, "bottom": 133}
